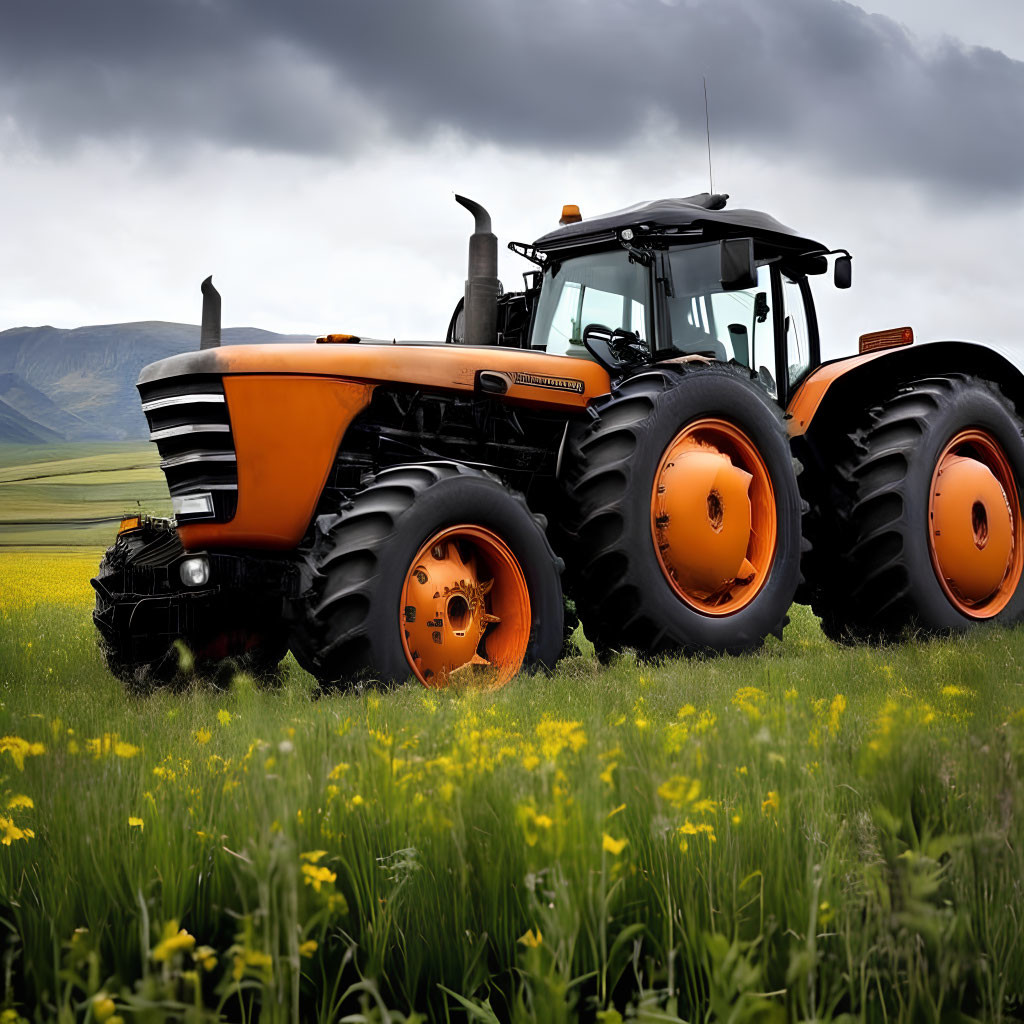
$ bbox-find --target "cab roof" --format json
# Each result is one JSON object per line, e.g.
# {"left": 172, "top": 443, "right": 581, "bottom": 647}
{"left": 532, "top": 193, "right": 829, "bottom": 265}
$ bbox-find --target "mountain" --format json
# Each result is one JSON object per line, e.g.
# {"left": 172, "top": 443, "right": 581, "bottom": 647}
{"left": 0, "top": 372, "right": 97, "bottom": 439}
{"left": 0, "top": 397, "right": 65, "bottom": 443}
{"left": 0, "top": 322, "right": 313, "bottom": 443}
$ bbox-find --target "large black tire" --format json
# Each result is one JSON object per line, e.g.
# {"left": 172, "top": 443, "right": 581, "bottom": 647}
{"left": 805, "top": 374, "right": 1024, "bottom": 641}
{"left": 558, "top": 365, "right": 803, "bottom": 657}
{"left": 287, "top": 463, "right": 564, "bottom": 689}
{"left": 93, "top": 523, "right": 288, "bottom": 689}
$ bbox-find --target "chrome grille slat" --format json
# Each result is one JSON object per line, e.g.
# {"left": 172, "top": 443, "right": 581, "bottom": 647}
{"left": 141, "top": 394, "right": 226, "bottom": 412}
{"left": 149, "top": 423, "right": 231, "bottom": 441}
{"left": 160, "top": 451, "right": 237, "bottom": 470}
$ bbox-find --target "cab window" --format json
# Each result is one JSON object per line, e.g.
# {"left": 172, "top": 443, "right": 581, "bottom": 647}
{"left": 783, "top": 274, "right": 812, "bottom": 390}
{"left": 664, "top": 245, "right": 779, "bottom": 397}
{"left": 532, "top": 252, "right": 650, "bottom": 358}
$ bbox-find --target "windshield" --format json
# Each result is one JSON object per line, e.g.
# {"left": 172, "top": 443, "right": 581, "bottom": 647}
{"left": 531, "top": 251, "right": 650, "bottom": 358}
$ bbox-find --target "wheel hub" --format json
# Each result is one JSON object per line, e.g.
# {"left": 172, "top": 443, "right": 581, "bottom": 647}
{"left": 651, "top": 418, "right": 776, "bottom": 615}
{"left": 401, "top": 526, "right": 530, "bottom": 688}
{"left": 929, "top": 434, "right": 1020, "bottom": 612}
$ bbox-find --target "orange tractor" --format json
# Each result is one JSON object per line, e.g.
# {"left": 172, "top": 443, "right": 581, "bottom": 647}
{"left": 92, "top": 193, "right": 1024, "bottom": 688}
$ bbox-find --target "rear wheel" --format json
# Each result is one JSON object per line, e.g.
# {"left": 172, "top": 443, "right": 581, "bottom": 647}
{"left": 807, "top": 375, "right": 1024, "bottom": 640}
{"left": 288, "top": 463, "right": 563, "bottom": 689}
{"left": 558, "top": 365, "right": 803, "bottom": 657}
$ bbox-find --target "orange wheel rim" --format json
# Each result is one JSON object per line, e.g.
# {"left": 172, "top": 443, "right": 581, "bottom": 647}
{"left": 928, "top": 428, "right": 1022, "bottom": 617}
{"left": 651, "top": 418, "right": 777, "bottom": 616}
{"left": 400, "top": 525, "right": 531, "bottom": 688}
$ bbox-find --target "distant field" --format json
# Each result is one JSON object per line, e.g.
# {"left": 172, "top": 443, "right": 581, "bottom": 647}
{"left": 0, "top": 442, "right": 167, "bottom": 547}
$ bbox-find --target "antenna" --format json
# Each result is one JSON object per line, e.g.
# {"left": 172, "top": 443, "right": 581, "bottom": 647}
{"left": 703, "top": 76, "right": 714, "bottom": 195}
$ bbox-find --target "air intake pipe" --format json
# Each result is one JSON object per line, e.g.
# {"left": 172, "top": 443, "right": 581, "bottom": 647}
{"left": 455, "top": 194, "right": 499, "bottom": 346}
{"left": 200, "top": 276, "right": 221, "bottom": 350}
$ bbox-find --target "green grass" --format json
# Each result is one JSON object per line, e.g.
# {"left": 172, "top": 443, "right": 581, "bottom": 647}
{"left": 2, "top": 593, "right": 1024, "bottom": 1022}
{"left": 0, "top": 443, "right": 167, "bottom": 547}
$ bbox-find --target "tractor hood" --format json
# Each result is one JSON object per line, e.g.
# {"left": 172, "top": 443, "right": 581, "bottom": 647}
{"left": 137, "top": 341, "right": 611, "bottom": 412}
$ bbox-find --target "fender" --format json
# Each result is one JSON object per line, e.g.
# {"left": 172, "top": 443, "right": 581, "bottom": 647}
{"left": 787, "top": 340, "right": 1024, "bottom": 438}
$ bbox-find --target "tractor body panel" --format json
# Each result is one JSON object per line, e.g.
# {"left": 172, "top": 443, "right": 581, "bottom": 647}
{"left": 787, "top": 340, "right": 1024, "bottom": 439}
{"left": 139, "top": 342, "right": 611, "bottom": 551}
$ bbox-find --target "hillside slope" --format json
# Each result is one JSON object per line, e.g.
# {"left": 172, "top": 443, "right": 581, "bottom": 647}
{"left": 0, "top": 322, "right": 313, "bottom": 442}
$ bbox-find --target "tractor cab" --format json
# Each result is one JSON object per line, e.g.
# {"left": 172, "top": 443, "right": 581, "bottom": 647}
{"left": 517, "top": 193, "right": 850, "bottom": 407}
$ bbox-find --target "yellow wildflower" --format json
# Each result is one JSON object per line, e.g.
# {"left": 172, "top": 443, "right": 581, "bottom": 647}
{"left": 128, "top": 817, "right": 144, "bottom": 831}
{"left": 607, "top": 803, "right": 626, "bottom": 819}
{"left": 0, "top": 736, "right": 44, "bottom": 770}
{"left": 828, "top": 694, "right": 847, "bottom": 736}
{"left": 518, "top": 928, "right": 543, "bottom": 948}
{"left": 522, "top": 752, "right": 540, "bottom": 771}
{"left": 92, "top": 994, "right": 116, "bottom": 1022}
{"left": 114, "top": 741, "right": 139, "bottom": 758}
{"left": 602, "top": 832, "right": 628, "bottom": 855}
{"left": 300, "top": 849, "right": 328, "bottom": 863}
{"left": 761, "top": 790, "right": 780, "bottom": 815}
{"left": 299, "top": 939, "right": 317, "bottom": 959}
{"left": 328, "top": 761, "right": 350, "bottom": 780}
{"left": 0, "top": 815, "right": 34, "bottom": 845}
{"left": 152, "top": 921, "right": 196, "bottom": 962}
{"left": 535, "top": 716, "right": 587, "bottom": 760}
{"left": 658, "top": 775, "right": 701, "bottom": 808}
{"left": 599, "top": 762, "right": 617, "bottom": 786}
{"left": 731, "top": 812, "right": 742, "bottom": 825}
{"left": 194, "top": 728, "right": 212, "bottom": 746}
{"left": 301, "top": 864, "right": 337, "bottom": 892}
{"left": 6, "top": 795, "right": 33, "bottom": 810}
{"left": 217, "top": 709, "right": 232, "bottom": 726}
{"left": 691, "top": 798, "right": 718, "bottom": 816}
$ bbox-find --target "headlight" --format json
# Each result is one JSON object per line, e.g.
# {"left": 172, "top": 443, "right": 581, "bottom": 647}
{"left": 179, "top": 556, "right": 210, "bottom": 587}
{"left": 172, "top": 493, "right": 214, "bottom": 518}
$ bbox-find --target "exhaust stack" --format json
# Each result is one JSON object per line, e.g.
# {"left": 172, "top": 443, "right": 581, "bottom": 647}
{"left": 455, "top": 194, "right": 499, "bottom": 346}
{"left": 200, "top": 276, "right": 221, "bottom": 350}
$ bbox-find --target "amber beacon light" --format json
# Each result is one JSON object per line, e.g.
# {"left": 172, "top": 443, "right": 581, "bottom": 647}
{"left": 859, "top": 326, "right": 914, "bottom": 354}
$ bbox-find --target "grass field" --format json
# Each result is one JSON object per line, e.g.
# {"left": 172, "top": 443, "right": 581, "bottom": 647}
{"left": 2, "top": 446, "right": 1024, "bottom": 1022}
{"left": 0, "top": 443, "right": 166, "bottom": 548}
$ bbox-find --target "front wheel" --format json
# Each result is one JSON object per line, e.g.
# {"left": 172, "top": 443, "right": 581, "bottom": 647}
{"left": 288, "top": 464, "right": 564, "bottom": 689}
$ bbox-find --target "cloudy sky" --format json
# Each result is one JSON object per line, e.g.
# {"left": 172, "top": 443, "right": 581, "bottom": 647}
{"left": 1, "top": 0, "right": 1022, "bottom": 359}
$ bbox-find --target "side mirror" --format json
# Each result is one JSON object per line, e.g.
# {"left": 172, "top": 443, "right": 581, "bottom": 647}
{"left": 834, "top": 254, "right": 852, "bottom": 289}
{"left": 582, "top": 323, "right": 646, "bottom": 372}
{"left": 720, "top": 238, "right": 757, "bottom": 292}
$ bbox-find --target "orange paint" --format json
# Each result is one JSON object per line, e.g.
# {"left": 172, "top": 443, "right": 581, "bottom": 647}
{"left": 785, "top": 352, "right": 888, "bottom": 436}
{"left": 651, "top": 418, "right": 776, "bottom": 615}
{"left": 400, "top": 525, "right": 531, "bottom": 688}
{"left": 928, "top": 429, "right": 1022, "bottom": 617}
{"left": 177, "top": 375, "right": 373, "bottom": 551}
{"left": 207, "top": 343, "right": 611, "bottom": 411}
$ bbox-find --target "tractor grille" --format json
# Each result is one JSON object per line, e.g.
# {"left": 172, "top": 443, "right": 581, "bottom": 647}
{"left": 138, "top": 373, "right": 237, "bottom": 523}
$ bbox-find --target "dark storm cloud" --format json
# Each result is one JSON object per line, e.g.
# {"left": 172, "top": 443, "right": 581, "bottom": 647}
{"left": 1, "top": 0, "right": 1022, "bottom": 194}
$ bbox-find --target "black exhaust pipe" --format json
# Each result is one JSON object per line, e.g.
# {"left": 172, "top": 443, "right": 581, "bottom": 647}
{"left": 200, "top": 276, "right": 221, "bottom": 350}
{"left": 455, "top": 195, "right": 499, "bottom": 346}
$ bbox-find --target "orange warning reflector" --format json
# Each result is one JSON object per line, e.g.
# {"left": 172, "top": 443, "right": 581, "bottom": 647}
{"left": 315, "top": 334, "right": 361, "bottom": 344}
{"left": 859, "top": 326, "right": 913, "bottom": 354}
{"left": 118, "top": 516, "right": 141, "bottom": 534}
{"left": 559, "top": 204, "right": 582, "bottom": 226}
